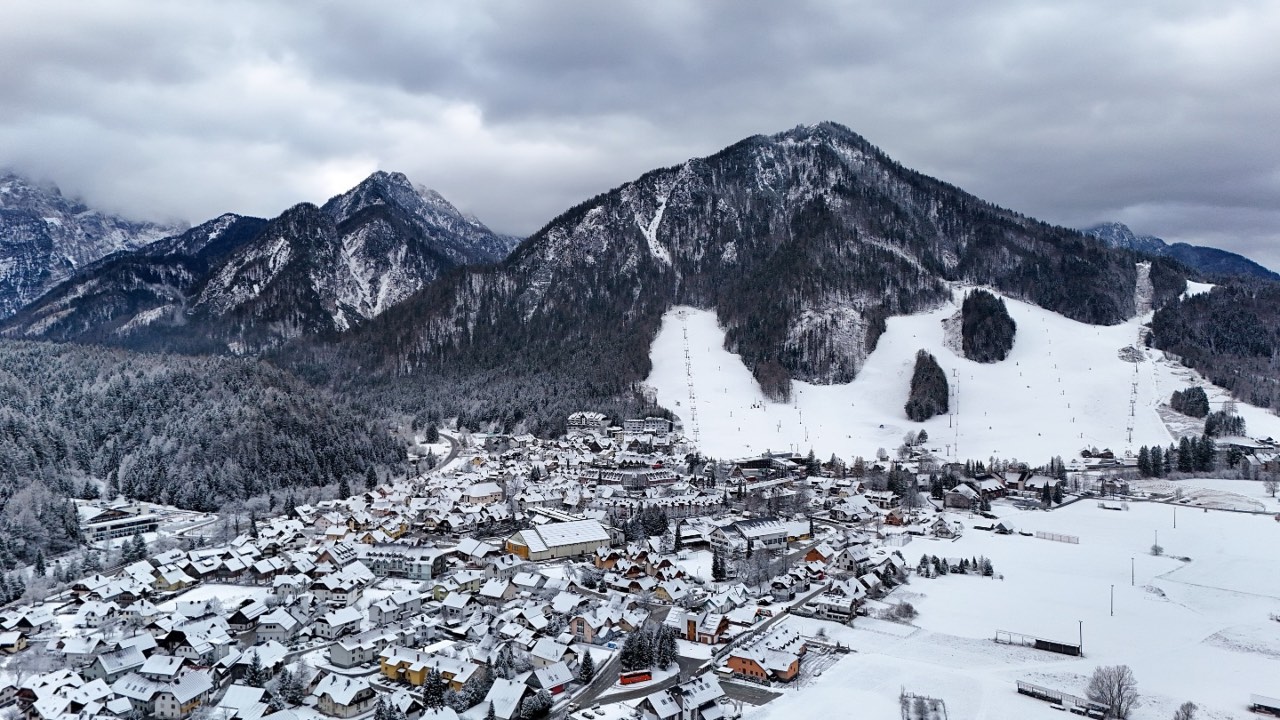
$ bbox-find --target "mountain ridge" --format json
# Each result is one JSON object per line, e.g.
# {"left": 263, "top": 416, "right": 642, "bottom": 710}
{"left": 3, "top": 172, "right": 520, "bottom": 351}
{"left": 1085, "top": 221, "right": 1277, "bottom": 281}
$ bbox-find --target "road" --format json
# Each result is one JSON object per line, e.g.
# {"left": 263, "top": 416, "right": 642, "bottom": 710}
{"left": 720, "top": 680, "right": 782, "bottom": 706}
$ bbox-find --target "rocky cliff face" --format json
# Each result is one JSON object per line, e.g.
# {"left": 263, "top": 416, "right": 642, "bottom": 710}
{"left": 0, "top": 173, "right": 181, "bottom": 318}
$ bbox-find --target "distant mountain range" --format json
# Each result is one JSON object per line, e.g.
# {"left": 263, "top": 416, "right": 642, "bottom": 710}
{"left": 7, "top": 122, "right": 1280, "bottom": 436}
{"left": 0, "top": 173, "right": 182, "bottom": 318}
{"left": 3, "top": 171, "right": 520, "bottom": 352}
{"left": 1085, "top": 221, "right": 1277, "bottom": 281}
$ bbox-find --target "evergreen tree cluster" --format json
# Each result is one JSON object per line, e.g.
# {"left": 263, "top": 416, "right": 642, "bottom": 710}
{"left": 916, "top": 554, "right": 994, "bottom": 578}
{"left": 905, "top": 350, "right": 949, "bottom": 422}
{"left": 1203, "top": 409, "right": 1246, "bottom": 438}
{"left": 374, "top": 696, "right": 408, "bottom": 720}
{"left": 622, "top": 506, "right": 670, "bottom": 541}
{"left": 619, "top": 625, "right": 680, "bottom": 671}
{"left": 1151, "top": 279, "right": 1280, "bottom": 410}
{"left": 421, "top": 669, "right": 448, "bottom": 712}
{"left": 518, "top": 689, "right": 553, "bottom": 720}
{"left": 0, "top": 340, "right": 401, "bottom": 562}
{"left": 1136, "top": 436, "right": 1217, "bottom": 477}
{"left": 445, "top": 666, "right": 493, "bottom": 713}
{"left": 960, "top": 290, "right": 1017, "bottom": 363}
{"left": 268, "top": 667, "right": 306, "bottom": 710}
{"left": 0, "top": 571, "right": 26, "bottom": 604}
{"left": 120, "top": 532, "right": 149, "bottom": 564}
{"left": 711, "top": 549, "right": 728, "bottom": 582}
{"left": 1169, "top": 386, "right": 1210, "bottom": 418}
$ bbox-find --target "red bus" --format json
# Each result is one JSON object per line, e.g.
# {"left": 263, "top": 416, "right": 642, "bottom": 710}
{"left": 619, "top": 670, "right": 652, "bottom": 685}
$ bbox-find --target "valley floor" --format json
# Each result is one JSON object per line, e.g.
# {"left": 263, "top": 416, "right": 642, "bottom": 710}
{"left": 741, "top": 498, "right": 1280, "bottom": 720}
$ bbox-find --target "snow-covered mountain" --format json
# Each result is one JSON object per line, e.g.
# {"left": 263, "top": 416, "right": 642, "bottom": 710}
{"left": 0, "top": 172, "right": 182, "bottom": 318}
{"left": 4, "top": 171, "right": 518, "bottom": 351}
{"left": 352, "top": 123, "right": 1189, "bottom": 419}
{"left": 1086, "top": 221, "right": 1277, "bottom": 281}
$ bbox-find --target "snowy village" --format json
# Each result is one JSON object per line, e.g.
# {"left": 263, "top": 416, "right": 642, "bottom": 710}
{"left": 0, "top": 403, "right": 1278, "bottom": 720}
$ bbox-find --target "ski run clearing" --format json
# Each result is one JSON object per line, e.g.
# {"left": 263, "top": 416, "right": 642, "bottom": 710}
{"left": 744, "top": 499, "right": 1280, "bottom": 720}
{"left": 646, "top": 283, "right": 1280, "bottom": 464}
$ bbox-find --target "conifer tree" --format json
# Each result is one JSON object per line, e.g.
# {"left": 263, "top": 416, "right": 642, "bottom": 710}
{"left": 578, "top": 649, "right": 595, "bottom": 682}
{"left": 422, "top": 669, "right": 447, "bottom": 711}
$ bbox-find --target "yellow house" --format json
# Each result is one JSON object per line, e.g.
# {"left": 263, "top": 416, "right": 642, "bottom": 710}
{"left": 379, "top": 646, "right": 481, "bottom": 691}
{"left": 0, "top": 631, "right": 27, "bottom": 653}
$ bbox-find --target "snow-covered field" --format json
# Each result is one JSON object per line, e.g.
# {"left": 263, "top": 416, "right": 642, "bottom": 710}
{"left": 1129, "top": 477, "right": 1280, "bottom": 512}
{"left": 645, "top": 286, "right": 1280, "bottom": 463}
{"left": 749, "top": 501, "right": 1280, "bottom": 719}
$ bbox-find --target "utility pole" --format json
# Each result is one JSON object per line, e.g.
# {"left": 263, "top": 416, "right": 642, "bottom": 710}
{"left": 1110, "top": 585, "right": 1114, "bottom": 616}
{"left": 1078, "top": 620, "right": 1083, "bottom": 656}
{"left": 1131, "top": 557, "right": 1134, "bottom": 586}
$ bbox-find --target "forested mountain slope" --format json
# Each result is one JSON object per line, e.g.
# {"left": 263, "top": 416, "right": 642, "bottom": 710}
{"left": 317, "top": 122, "right": 1186, "bottom": 432}
{"left": 0, "top": 340, "right": 401, "bottom": 565}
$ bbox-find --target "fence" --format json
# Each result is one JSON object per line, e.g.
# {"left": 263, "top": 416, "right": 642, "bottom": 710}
{"left": 1015, "top": 681, "right": 1109, "bottom": 717}
{"left": 1034, "top": 531, "right": 1079, "bottom": 544}
{"left": 995, "top": 630, "right": 1081, "bottom": 656}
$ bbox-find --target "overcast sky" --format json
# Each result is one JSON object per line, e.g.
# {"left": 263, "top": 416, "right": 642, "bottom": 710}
{"left": 3, "top": 1, "right": 1278, "bottom": 268}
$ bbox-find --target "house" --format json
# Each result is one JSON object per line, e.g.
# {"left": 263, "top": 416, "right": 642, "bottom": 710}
{"left": 527, "top": 662, "right": 572, "bottom": 695}
{"left": 945, "top": 484, "right": 980, "bottom": 510}
{"left": 0, "top": 631, "right": 27, "bottom": 654}
{"left": 441, "top": 593, "right": 475, "bottom": 625}
{"left": 314, "top": 675, "right": 376, "bottom": 718}
{"left": 477, "top": 678, "right": 528, "bottom": 720}
{"left": 379, "top": 646, "right": 482, "bottom": 691}
{"left": 74, "top": 601, "right": 120, "bottom": 628}
{"left": 330, "top": 628, "right": 403, "bottom": 669}
{"left": 256, "top": 609, "right": 302, "bottom": 644}
{"left": 663, "top": 609, "right": 728, "bottom": 645}
{"left": 465, "top": 483, "right": 504, "bottom": 505}
{"left": 478, "top": 579, "right": 516, "bottom": 605}
{"left": 725, "top": 645, "right": 799, "bottom": 683}
{"left": 83, "top": 645, "right": 147, "bottom": 683}
{"left": 711, "top": 517, "right": 787, "bottom": 559}
{"left": 803, "top": 543, "right": 835, "bottom": 564}
{"left": 505, "top": 520, "right": 612, "bottom": 561}
{"left": 231, "top": 642, "right": 288, "bottom": 683}
{"left": 227, "top": 600, "right": 270, "bottom": 633}
{"left": 314, "top": 607, "right": 364, "bottom": 640}
{"left": 529, "top": 637, "right": 573, "bottom": 669}
{"left": 637, "top": 676, "right": 725, "bottom": 720}
{"left": 112, "top": 662, "right": 215, "bottom": 720}
{"left": 369, "top": 590, "right": 424, "bottom": 627}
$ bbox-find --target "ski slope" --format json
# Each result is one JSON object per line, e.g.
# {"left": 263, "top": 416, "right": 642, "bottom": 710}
{"left": 645, "top": 286, "right": 1280, "bottom": 463}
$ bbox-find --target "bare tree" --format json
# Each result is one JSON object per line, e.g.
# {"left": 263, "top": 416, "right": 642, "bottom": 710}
{"left": 1171, "top": 701, "right": 1197, "bottom": 720}
{"left": 1086, "top": 665, "right": 1140, "bottom": 719}
{"left": 1264, "top": 477, "right": 1278, "bottom": 498}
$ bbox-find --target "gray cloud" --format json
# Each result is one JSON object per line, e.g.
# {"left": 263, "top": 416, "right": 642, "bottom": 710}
{"left": 1, "top": 0, "right": 1278, "bottom": 269}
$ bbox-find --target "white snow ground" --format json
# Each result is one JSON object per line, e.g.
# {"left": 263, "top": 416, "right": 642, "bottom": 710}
{"left": 748, "top": 501, "right": 1280, "bottom": 720}
{"left": 645, "top": 285, "right": 1280, "bottom": 463}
